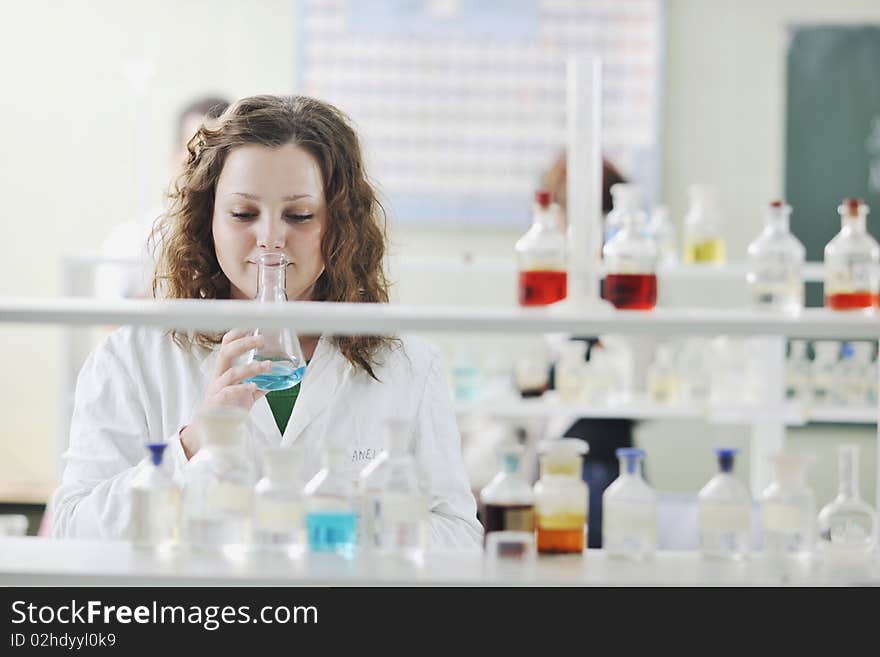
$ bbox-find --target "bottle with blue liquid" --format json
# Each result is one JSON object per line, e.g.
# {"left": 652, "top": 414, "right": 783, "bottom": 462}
{"left": 602, "top": 448, "right": 657, "bottom": 560}
{"left": 243, "top": 251, "right": 306, "bottom": 391}
{"left": 303, "top": 445, "right": 358, "bottom": 557}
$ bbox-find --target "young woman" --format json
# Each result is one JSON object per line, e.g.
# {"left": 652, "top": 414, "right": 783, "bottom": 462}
{"left": 52, "top": 95, "right": 483, "bottom": 549}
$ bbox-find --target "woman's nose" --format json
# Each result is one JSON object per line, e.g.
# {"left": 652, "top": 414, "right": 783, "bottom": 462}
{"left": 256, "top": 219, "right": 285, "bottom": 249}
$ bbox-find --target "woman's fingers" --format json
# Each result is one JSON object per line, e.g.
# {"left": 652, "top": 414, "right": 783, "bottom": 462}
{"left": 215, "top": 382, "right": 264, "bottom": 409}
{"left": 214, "top": 333, "right": 265, "bottom": 376}
{"left": 213, "top": 359, "right": 273, "bottom": 390}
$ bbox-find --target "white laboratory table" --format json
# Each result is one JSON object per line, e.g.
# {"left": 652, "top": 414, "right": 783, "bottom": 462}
{"left": 1, "top": 538, "right": 878, "bottom": 586}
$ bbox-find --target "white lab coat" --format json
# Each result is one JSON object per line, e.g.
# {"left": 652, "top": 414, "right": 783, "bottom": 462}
{"left": 52, "top": 326, "right": 484, "bottom": 549}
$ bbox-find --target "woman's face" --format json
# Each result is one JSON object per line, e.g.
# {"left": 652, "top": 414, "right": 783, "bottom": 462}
{"left": 212, "top": 143, "right": 327, "bottom": 301}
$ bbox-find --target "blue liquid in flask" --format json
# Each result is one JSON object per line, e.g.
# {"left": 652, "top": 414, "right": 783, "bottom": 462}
{"left": 306, "top": 511, "right": 357, "bottom": 555}
{"left": 244, "top": 357, "right": 306, "bottom": 391}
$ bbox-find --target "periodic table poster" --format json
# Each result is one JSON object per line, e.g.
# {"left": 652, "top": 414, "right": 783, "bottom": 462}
{"left": 296, "top": 0, "right": 664, "bottom": 227}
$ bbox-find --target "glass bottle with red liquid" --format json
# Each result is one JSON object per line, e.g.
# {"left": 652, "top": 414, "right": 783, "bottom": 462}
{"left": 601, "top": 200, "right": 658, "bottom": 310}
{"left": 824, "top": 198, "right": 880, "bottom": 310}
{"left": 515, "top": 189, "right": 567, "bottom": 306}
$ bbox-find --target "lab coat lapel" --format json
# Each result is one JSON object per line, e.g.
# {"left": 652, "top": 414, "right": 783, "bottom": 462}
{"left": 281, "top": 337, "right": 348, "bottom": 447}
{"left": 198, "top": 344, "right": 281, "bottom": 445}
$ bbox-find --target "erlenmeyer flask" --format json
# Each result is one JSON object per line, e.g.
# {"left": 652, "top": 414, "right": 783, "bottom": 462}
{"left": 243, "top": 252, "right": 306, "bottom": 391}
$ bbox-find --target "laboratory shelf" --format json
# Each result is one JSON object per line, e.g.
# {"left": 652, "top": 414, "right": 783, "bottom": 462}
{"left": 455, "top": 393, "right": 807, "bottom": 425}
{"left": 0, "top": 537, "right": 877, "bottom": 586}
{"left": 806, "top": 406, "right": 879, "bottom": 424}
{"left": 2, "top": 297, "right": 879, "bottom": 338}
{"left": 388, "top": 255, "right": 826, "bottom": 282}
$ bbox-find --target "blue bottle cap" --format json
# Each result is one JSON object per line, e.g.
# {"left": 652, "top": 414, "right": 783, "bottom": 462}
{"left": 615, "top": 447, "right": 645, "bottom": 474}
{"left": 146, "top": 442, "right": 168, "bottom": 467}
{"left": 841, "top": 342, "right": 855, "bottom": 360}
{"left": 714, "top": 447, "right": 738, "bottom": 473}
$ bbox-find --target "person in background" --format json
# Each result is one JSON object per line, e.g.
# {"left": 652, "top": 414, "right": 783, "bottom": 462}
{"left": 94, "top": 95, "right": 231, "bottom": 301}
{"left": 541, "top": 150, "right": 635, "bottom": 550}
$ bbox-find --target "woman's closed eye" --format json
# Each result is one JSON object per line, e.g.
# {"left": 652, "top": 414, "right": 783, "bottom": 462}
{"left": 231, "top": 211, "right": 257, "bottom": 220}
{"left": 285, "top": 213, "right": 314, "bottom": 223}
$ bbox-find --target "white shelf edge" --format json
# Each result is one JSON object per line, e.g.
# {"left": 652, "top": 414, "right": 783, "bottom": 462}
{"left": 2, "top": 298, "right": 879, "bottom": 338}
{"left": 62, "top": 253, "right": 827, "bottom": 282}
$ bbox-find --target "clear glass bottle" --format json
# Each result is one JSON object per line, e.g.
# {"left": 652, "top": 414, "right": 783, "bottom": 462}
{"left": 243, "top": 251, "right": 307, "bottom": 391}
{"left": 646, "top": 204, "right": 678, "bottom": 267}
{"left": 785, "top": 339, "right": 811, "bottom": 403}
{"left": 816, "top": 445, "right": 877, "bottom": 557}
{"left": 534, "top": 439, "right": 589, "bottom": 554}
{"left": 252, "top": 446, "right": 306, "bottom": 555}
{"left": 852, "top": 341, "right": 878, "bottom": 405}
{"left": 746, "top": 200, "right": 805, "bottom": 313}
{"left": 646, "top": 343, "right": 680, "bottom": 404}
{"left": 760, "top": 452, "right": 815, "bottom": 558}
{"left": 358, "top": 419, "right": 429, "bottom": 561}
{"left": 833, "top": 342, "right": 856, "bottom": 406}
{"left": 303, "top": 445, "right": 358, "bottom": 557}
{"left": 824, "top": 198, "right": 880, "bottom": 311}
{"left": 515, "top": 189, "right": 567, "bottom": 306}
{"left": 676, "top": 337, "right": 712, "bottom": 403}
{"left": 810, "top": 340, "right": 840, "bottom": 406}
{"left": 131, "top": 443, "right": 180, "bottom": 551}
{"left": 602, "top": 448, "right": 657, "bottom": 560}
{"left": 555, "top": 340, "right": 588, "bottom": 403}
{"left": 602, "top": 199, "right": 658, "bottom": 310}
{"left": 837, "top": 342, "right": 874, "bottom": 406}
{"left": 479, "top": 442, "right": 536, "bottom": 560}
{"left": 698, "top": 448, "right": 751, "bottom": 560}
{"left": 604, "top": 183, "right": 643, "bottom": 247}
{"left": 683, "top": 184, "right": 726, "bottom": 264}
{"left": 182, "top": 407, "right": 254, "bottom": 553}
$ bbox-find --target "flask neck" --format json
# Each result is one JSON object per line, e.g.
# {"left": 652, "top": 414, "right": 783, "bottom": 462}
{"left": 256, "top": 255, "right": 288, "bottom": 302}
{"left": 837, "top": 446, "right": 860, "bottom": 499}
{"left": 840, "top": 208, "right": 867, "bottom": 233}
{"left": 532, "top": 205, "right": 558, "bottom": 231}
{"left": 766, "top": 206, "right": 791, "bottom": 232}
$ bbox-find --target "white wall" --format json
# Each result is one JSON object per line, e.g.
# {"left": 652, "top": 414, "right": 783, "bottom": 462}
{"left": 0, "top": 0, "right": 877, "bottom": 509}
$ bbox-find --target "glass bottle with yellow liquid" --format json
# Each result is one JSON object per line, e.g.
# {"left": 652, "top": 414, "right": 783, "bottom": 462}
{"left": 534, "top": 439, "right": 589, "bottom": 554}
{"left": 683, "top": 184, "right": 726, "bottom": 264}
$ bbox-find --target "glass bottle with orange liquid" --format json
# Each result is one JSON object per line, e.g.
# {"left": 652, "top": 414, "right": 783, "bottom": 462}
{"left": 601, "top": 199, "right": 658, "bottom": 310}
{"left": 515, "top": 189, "right": 567, "bottom": 306}
{"left": 824, "top": 198, "right": 880, "bottom": 310}
{"left": 534, "top": 439, "right": 588, "bottom": 554}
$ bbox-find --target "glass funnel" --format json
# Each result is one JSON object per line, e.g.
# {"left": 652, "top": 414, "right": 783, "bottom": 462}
{"left": 243, "top": 251, "right": 306, "bottom": 391}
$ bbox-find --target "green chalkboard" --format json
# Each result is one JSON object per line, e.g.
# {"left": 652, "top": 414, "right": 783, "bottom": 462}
{"left": 785, "top": 25, "right": 880, "bottom": 307}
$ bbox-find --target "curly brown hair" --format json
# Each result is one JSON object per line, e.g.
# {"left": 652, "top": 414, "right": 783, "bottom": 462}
{"left": 153, "top": 94, "right": 394, "bottom": 379}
